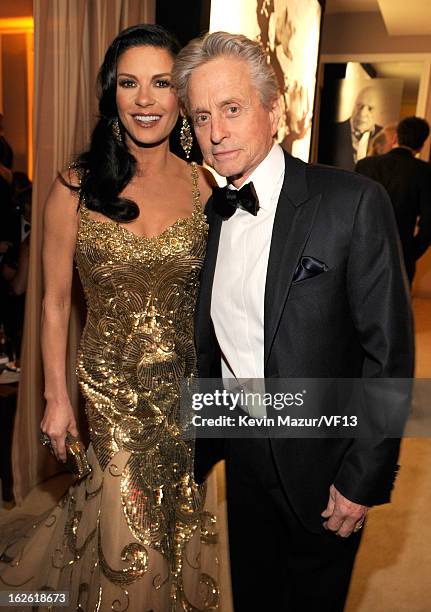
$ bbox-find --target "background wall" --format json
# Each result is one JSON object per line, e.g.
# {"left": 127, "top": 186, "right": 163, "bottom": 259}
{"left": 321, "top": 11, "right": 431, "bottom": 55}
{"left": 0, "top": 0, "right": 33, "bottom": 176}
{"left": 156, "top": 0, "right": 211, "bottom": 46}
{"left": 1, "top": 33, "right": 28, "bottom": 173}
{"left": 0, "top": 0, "right": 32, "bottom": 19}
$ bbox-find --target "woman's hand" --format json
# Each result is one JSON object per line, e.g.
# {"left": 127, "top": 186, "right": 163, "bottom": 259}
{"left": 40, "top": 399, "right": 78, "bottom": 462}
{"left": 40, "top": 174, "right": 80, "bottom": 464}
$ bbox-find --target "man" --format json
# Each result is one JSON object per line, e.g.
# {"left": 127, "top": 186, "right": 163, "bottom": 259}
{"left": 356, "top": 116, "right": 431, "bottom": 283}
{"left": 321, "top": 86, "right": 382, "bottom": 171}
{"left": 369, "top": 122, "right": 398, "bottom": 156}
{"left": 173, "top": 32, "right": 413, "bottom": 611}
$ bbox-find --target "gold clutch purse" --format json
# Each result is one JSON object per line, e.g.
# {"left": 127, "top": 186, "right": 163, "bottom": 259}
{"left": 40, "top": 432, "right": 91, "bottom": 479}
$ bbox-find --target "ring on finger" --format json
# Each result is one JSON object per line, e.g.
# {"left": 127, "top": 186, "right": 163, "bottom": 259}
{"left": 40, "top": 432, "right": 51, "bottom": 446}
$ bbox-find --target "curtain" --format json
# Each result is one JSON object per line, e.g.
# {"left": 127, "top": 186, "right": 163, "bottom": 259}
{"left": 12, "top": 0, "right": 155, "bottom": 504}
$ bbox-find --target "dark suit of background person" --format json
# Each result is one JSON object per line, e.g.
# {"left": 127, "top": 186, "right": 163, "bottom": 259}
{"left": 195, "top": 151, "right": 414, "bottom": 611}
{"left": 356, "top": 116, "right": 431, "bottom": 284}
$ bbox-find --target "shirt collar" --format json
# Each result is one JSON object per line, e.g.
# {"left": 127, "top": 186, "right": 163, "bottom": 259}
{"left": 227, "top": 143, "right": 285, "bottom": 211}
{"left": 350, "top": 117, "right": 376, "bottom": 140}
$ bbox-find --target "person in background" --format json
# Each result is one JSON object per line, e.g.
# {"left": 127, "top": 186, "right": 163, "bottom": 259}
{"left": 1, "top": 185, "right": 32, "bottom": 362}
{"left": 0, "top": 114, "right": 14, "bottom": 258}
{"left": 356, "top": 116, "right": 431, "bottom": 283}
{"left": 369, "top": 122, "right": 398, "bottom": 156}
{"left": 0, "top": 173, "right": 32, "bottom": 361}
{"left": 0, "top": 117, "right": 16, "bottom": 306}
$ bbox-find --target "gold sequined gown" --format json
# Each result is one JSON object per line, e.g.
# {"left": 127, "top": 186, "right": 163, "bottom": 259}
{"left": 0, "top": 163, "right": 219, "bottom": 611}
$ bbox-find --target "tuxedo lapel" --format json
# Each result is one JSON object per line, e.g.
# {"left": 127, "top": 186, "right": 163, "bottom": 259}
{"left": 264, "top": 152, "right": 321, "bottom": 366}
{"left": 195, "top": 197, "right": 222, "bottom": 354}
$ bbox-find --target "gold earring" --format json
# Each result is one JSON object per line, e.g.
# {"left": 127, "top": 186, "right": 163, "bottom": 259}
{"left": 112, "top": 118, "right": 122, "bottom": 144}
{"left": 180, "top": 116, "right": 193, "bottom": 159}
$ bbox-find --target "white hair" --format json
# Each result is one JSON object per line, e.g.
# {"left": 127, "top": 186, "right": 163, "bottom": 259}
{"left": 172, "top": 31, "right": 279, "bottom": 112}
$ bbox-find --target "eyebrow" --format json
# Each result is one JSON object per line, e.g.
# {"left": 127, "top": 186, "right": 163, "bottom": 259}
{"left": 193, "top": 99, "right": 242, "bottom": 114}
{"left": 220, "top": 99, "right": 241, "bottom": 106}
{"left": 117, "top": 72, "right": 172, "bottom": 79}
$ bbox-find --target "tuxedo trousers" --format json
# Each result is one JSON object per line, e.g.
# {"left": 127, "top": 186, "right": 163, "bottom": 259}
{"left": 225, "top": 438, "right": 363, "bottom": 612}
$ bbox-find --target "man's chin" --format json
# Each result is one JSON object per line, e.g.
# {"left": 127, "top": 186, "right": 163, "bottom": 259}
{"left": 211, "top": 161, "right": 244, "bottom": 180}
{"left": 355, "top": 124, "right": 373, "bottom": 133}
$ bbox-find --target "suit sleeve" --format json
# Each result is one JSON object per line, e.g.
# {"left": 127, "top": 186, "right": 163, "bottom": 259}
{"left": 413, "top": 169, "right": 431, "bottom": 260}
{"left": 333, "top": 180, "right": 414, "bottom": 506}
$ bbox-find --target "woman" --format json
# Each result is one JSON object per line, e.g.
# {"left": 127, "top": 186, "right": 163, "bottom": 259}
{"left": 0, "top": 25, "right": 219, "bottom": 611}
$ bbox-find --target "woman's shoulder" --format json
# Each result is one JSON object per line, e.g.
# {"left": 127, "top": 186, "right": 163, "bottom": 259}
{"left": 170, "top": 154, "right": 216, "bottom": 200}
{"left": 195, "top": 165, "right": 217, "bottom": 206}
{"left": 45, "top": 164, "right": 83, "bottom": 211}
{"left": 171, "top": 154, "right": 214, "bottom": 183}
{"left": 195, "top": 164, "right": 217, "bottom": 189}
{"left": 60, "top": 162, "right": 85, "bottom": 189}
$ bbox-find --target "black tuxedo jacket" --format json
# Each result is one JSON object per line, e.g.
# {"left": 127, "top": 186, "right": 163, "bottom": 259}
{"left": 195, "top": 150, "right": 414, "bottom": 532}
{"left": 356, "top": 147, "right": 431, "bottom": 281}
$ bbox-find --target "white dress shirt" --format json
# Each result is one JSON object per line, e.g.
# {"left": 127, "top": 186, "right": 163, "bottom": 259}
{"left": 211, "top": 143, "right": 285, "bottom": 399}
{"left": 350, "top": 118, "right": 372, "bottom": 163}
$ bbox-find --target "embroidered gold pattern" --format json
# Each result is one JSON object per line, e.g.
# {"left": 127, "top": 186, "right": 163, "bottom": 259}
{"left": 0, "top": 163, "right": 219, "bottom": 610}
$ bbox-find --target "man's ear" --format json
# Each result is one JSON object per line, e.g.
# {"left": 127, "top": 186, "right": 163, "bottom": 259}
{"left": 269, "top": 96, "right": 281, "bottom": 137}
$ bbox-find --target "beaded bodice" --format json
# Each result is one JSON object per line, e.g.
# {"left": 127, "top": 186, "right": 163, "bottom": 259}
{"left": 73, "top": 163, "right": 208, "bottom": 557}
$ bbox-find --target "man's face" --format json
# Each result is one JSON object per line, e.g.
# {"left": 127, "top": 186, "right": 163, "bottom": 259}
{"left": 351, "top": 88, "right": 378, "bottom": 134}
{"left": 187, "top": 57, "right": 280, "bottom": 186}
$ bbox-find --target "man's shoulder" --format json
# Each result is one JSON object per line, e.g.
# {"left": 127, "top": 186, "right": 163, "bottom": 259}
{"left": 283, "top": 150, "right": 384, "bottom": 211}
{"left": 385, "top": 149, "right": 431, "bottom": 178}
{"left": 355, "top": 154, "right": 381, "bottom": 175}
{"left": 356, "top": 153, "right": 379, "bottom": 166}
{"left": 410, "top": 155, "right": 431, "bottom": 174}
{"left": 298, "top": 156, "right": 378, "bottom": 194}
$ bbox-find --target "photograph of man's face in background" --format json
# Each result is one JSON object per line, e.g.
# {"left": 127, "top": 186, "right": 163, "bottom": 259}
{"left": 317, "top": 77, "right": 404, "bottom": 170}
{"left": 351, "top": 87, "right": 379, "bottom": 135}
{"left": 336, "top": 78, "right": 403, "bottom": 130}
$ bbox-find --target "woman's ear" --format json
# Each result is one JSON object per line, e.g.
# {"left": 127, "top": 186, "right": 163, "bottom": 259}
{"left": 179, "top": 104, "right": 188, "bottom": 119}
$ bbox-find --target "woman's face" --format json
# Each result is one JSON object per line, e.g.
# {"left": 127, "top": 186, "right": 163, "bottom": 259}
{"left": 115, "top": 45, "right": 178, "bottom": 147}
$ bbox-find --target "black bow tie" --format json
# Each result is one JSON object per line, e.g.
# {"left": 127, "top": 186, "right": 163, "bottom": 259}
{"left": 213, "top": 182, "right": 259, "bottom": 219}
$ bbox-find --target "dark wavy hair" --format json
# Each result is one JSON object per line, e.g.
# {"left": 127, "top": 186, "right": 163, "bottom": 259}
{"left": 69, "top": 24, "right": 180, "bottom": 222}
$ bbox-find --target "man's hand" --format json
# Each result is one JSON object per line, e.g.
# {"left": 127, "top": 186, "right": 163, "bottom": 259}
{"left": 321, "top": 484, "right": 369, "bottom": 537}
